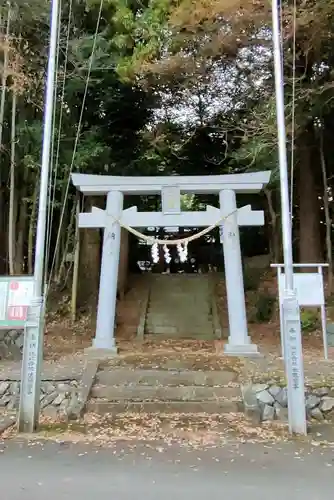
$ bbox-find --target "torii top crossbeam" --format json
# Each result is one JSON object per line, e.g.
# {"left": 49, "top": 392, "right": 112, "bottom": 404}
{"left": 71, "top": 171, "right": 271, "bottom": 195}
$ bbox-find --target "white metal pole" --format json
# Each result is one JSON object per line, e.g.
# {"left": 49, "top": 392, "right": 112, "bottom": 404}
{"left": 18, "top": 0, "right": 60, "bottom": 433}
{"left": 272, "top": 0, "right": 294, "bottom": 288}
{"left": 271, "top": 0, "right": 307, "bottom": 434}
{"left": 34, "top": 0, "right": 59, "bottom": 296}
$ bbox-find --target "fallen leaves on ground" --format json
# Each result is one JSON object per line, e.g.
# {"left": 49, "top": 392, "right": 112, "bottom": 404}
{"left": 5, "top": 411, "right": 293, "bottom": 450}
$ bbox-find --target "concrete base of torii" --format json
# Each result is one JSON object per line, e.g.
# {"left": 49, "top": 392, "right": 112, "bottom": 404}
{"left": 224, "top": 341, "right": 261, "bottom": 357}
{"left": 85, "top": 346, "right": 118, "bottom": 359}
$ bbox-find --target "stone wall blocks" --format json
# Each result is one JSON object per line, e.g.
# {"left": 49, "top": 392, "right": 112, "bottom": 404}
{"left": 241, "top": 383, "right": 334, "bottom": 423}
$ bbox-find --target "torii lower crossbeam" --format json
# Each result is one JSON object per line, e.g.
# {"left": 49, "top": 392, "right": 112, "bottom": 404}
{"left": 79, "top": 204, "right": 264, "bottom": 229}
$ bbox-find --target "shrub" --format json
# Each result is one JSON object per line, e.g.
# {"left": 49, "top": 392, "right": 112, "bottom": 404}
{"left": 255, "top": 292, "right": 276, "bottom": 323}
{"left": 247, "top": 289, "right": 276, "bottom": 323}
{"left": 300, "top": 308, "right": 319, "bottom": 333}
{"left": 243, "top": 266, "right": 263, "bottom": 291}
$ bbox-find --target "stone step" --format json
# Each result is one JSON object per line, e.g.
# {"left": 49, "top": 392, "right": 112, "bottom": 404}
{"left": 147, "top": 301, "right": 211, "bottom": 308}
{"left": 146, "top": 317, "right": 212, "bottom": 324}
{"left": 96, "top": 368, "right": 237, "bottom": 387}
{"left": 145, "top": 323, "right": 214, "bottom": 339}
{"left": 149, "top": 283, "right": 210, "bottom": 289}
{"left": 91, "top": 384, "right": 240, "bottom": 401}
{"left": 144, "top": 332, "right": 216, "bottom": 340}
{"left": 149, "top": 298, "right": 209, "bottom": 304}
{"left": 147, "top": 308, "right": 212, "bottom": 315}
{"left": 147, "top": 311, "right": 211, "bottom": 318}
{"left": 149, "top": 285, "right": 212, "bottom": 291}
{"left": 149, "top": 290, "right": 210, "bottom": 297}
{"left": 148, "top": 298, "right": 211, "bottom": 305}
{"left": 149, "top": 274, "right": 211, "bottom": 281}
{"left": 145, "top": 328, "right": 214, "bottom": 337}
{"left": 149, "top": 289, "right": 210, "bottom": 295}
{"left": 87, "top": 399, "right": 241, "bottom": 415}
{"left": 147, "top": 311, "right": 211, "bottom": 315}
{"left": 144, "top": 327, "right": 215, "bottom": 335}
{"left": 146, "top": 315, "right": 212, "bottom": 322}
{"left": 144, "top": 335, "right": 217, "bottom": 341}
{"left": 146, "top": 312, "right": 212, "bottom": 329}
{"left": 147, "top": 310, "right": 211, "bottom": 316}
{"left": 147, "top": 306, "right": 211, "bottom": 312}
{"left": 149, "top": 286, "right": 211, "bottom": 294}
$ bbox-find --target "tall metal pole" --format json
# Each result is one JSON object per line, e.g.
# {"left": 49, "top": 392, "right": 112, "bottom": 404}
{"left": 18, "top": 0, "right": 60, "bottom": 432}
{"left": 34, "top": 0, "right": 59, "bottom": 297}
{"left": 271, "top": 0, "right": 307, "bottom": 434}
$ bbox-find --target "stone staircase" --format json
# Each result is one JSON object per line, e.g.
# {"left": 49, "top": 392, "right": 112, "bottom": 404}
{"left": 145, "top": 274, "right": 218, "bottom": 340}
{"left": 116, "top": 273, "right": 222, "bottom": 341}
{"left": 87, "top": 362, "right": 242, "bottom": 415}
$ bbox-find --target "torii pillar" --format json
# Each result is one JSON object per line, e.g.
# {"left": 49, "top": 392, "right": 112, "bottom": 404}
{"left": 220, "top": 189, "right": 258, "bottom": 355}
{"left": 94, "top": 191, "right": 123, "bottom": 352}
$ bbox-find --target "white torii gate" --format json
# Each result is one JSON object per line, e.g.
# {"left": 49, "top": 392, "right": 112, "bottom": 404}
{"left": 72, "top": 171, "right": 271, "bottom": 356}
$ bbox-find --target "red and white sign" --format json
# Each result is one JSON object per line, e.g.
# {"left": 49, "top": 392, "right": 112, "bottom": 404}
{"left": 0, "top": 277, "right": 34, "bottom": 328}
{"left": 7, "top": 305, "right": 28, "bottom": 321}
{"left": 7, "top": 280, "right": 34, "bottom": 322}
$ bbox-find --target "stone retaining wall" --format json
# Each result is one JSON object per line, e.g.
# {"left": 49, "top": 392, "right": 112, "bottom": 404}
{"left": 0, "top": 379, "right": 79, "bottom": 419}
{"left": 242, "top": 383, "right": 334, "bottom": 423}
{"left": 0, "top": 330, "right": 24, "bottom": 360}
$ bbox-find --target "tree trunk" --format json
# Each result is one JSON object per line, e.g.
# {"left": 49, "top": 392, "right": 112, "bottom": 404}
{"left": 28, "top": 181, "right": 38, "bottom": 274}
{"left": 117, "top": 228, "right": 129, "bottom": 299}
{"left": 8, "top": 91, "right": 16, "bottom": 275}
{"left": 54, "top": 167, "right": 69, "bottom": 274}
{"left": 319, "top": 130, "right": 333, "bottom": 295}
{"left": 0, "top": 7, "right": 11, "bottom": 274}
{"left": 0, "top": 5, "right": 10, "bottom": 167}
{"left": 297, "top": 130, "right": 322, "bottom": 264}
{"left": 77, "top": 196, "right": 102, "bottom": 309}
{"left": 56, "top": 200, "right": 76, "bottom": 285}
{"left": 15, "top": 192, "right": 27, "bottom": 274}
{"left": 264, "top": 187, "right": 281, "bottom": 263}
{"left": 15, "top": 146, "right": 29, "bottom": 274}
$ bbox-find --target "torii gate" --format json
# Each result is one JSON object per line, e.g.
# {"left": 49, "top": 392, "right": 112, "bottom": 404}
{"left": 72, "top": 171, "right": 271, "bottom": 356}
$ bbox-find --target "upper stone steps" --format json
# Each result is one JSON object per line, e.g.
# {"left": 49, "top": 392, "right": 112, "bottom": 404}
{"left": 116, "top": 273, "right": 222, "bottom": 340}
{"left": 145, "top": 274, "right": 215, "bottom": 339}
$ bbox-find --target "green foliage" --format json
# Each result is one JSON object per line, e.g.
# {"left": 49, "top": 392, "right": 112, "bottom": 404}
{"left": 109, "top": 0, "right": 172, "bottom": 78}
{"left": 254, "top": 292, "right": 276, "bottom": 323}
{"left": 243, "top": 266, "right": 263, "bottom": 292}
{"left": 300, "top": 309, "right": 320, "bottom": 333}
{"left": 247, "top": 289, "right": 275, "bottom": 323}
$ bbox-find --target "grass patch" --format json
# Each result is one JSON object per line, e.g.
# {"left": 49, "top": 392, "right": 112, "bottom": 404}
{"left": 38, "top": 421, "right": 87, "bottom": 435}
